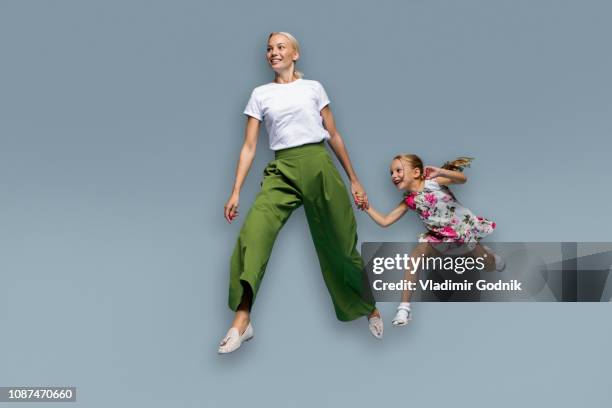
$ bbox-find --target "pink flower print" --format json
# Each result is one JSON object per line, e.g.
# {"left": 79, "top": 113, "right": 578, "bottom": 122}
{"left": 477, "top": 216, "right": 484, "bottom": 221}
{"left": 425, "top": 193, "right": 437, "bottom": 206}
{"left": 421, "top": 210, "right": 431, "bottom": 219}
{"left": 440, "top": 226, "right": 457, "bottom": 238}
{"left": 442, "top": 194, "right": 451, "bottom": 202}
{"left": 405, "top": 193, "right": 417, "bottom": 210}
{"left": 491, "top": 222, "right": 496, "bottom": 229}
{"left": 426, "top": 234, "right": 442, "bottom": 243}
{"left": 451, "top": 218, "right": 458, "bottom": 225}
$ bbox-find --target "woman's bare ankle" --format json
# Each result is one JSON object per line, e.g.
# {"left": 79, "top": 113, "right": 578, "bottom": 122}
{"left": 231, "top": 310, "right": 250, "bottom": 332}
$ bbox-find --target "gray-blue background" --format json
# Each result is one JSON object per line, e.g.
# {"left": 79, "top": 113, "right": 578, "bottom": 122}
{"left": 1, "top": 0, "right": 610, "bottom": 407}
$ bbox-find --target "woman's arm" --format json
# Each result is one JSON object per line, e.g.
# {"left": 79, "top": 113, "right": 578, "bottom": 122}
{"left": 320, "top": 105, "right": 368, "bottom": 209}
{"left": 365, "top": 202, "right": 410, "bottom": 228}
{"left": 224, "top": 116, "right": 260, "bottom": 223}
{"left": 424, "top": 166, "right": 467, "bottom": 185}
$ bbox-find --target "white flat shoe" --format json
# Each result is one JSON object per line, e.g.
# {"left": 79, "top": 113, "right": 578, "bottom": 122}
{"left": 218, "top": 323, "right": 254, "bottom": 354}
{"left": 368, "top": 314, "right": 384, "bottom": 339}
{"left": 392, "top": 304, "right": 412, "bottom": 327}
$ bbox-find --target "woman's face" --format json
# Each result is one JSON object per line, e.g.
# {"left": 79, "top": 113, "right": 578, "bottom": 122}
{"left": 266, "top": 34, "right": 298, "bottom": 73}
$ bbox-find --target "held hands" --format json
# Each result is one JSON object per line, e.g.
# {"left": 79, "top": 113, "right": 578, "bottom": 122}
{"left": 351, "top": 180, "right": 369, "bottom": 210}
{"left": 224, "top": 192, "right": 240, "bottom": 223}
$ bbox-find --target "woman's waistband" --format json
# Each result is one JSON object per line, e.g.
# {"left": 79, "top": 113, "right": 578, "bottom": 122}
{"left": 274, "top": 141, "right": 327, "bottom": 159}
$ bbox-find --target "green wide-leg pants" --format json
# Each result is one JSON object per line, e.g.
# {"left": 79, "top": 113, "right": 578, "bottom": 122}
{"left": 228, "top": 142, "right": 375, "bottom": 321}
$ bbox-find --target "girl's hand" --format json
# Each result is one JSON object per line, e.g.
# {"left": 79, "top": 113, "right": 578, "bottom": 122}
{"left": 424, "top": 166, "right": 444, "bottom": 179}
{"left": 351, "top": 180, "right": 369, "bottom": 210}
{"left": 355, "top": 192, "right": 366, "bottom": 210}
{"left": 224, "top": 192, "right": 240, "bottom": 223}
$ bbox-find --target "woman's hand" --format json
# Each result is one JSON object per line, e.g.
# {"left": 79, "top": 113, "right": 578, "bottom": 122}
{"left": 224, "top": 192, "right": 240, "bottom": 223}
{"left": 321, "top": 106, "right": 369, "bottom": 210}
{"left": 224, "top": 116, "right": 259, "bottom": 224}
{"left": 424, "top": 166, "right": 444, "bottom": 179}
{"left": 351, "top": 180, "right": 369, "bottom": 210}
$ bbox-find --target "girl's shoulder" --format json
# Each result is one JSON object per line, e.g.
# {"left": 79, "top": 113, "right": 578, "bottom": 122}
{"left": 424, "top": 179, "right": 443, "bottom": 191}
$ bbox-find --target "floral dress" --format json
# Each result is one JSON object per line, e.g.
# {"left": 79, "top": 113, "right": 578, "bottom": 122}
{"left": 404, "top": 179, "right": 495, "bottom": 244}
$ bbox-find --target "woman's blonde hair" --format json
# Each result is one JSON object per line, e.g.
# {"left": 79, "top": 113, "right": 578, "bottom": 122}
{"left": 268, "top": 31, "right": 304, "bottom": 79}
{"left": 394, "top": 154, "right": 474, "bottom": 179}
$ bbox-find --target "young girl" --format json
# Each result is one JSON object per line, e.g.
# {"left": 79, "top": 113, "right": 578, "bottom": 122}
{"left": 360, "top": 154, "right": 504, "bottom": 326}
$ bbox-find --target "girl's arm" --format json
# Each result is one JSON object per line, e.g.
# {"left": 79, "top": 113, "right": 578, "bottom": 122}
{"left": 365, "top": 202, "right": 410, "bottom": 227}
{"left": 320, "top": 105, "right": 368, "bottom": 209}
{"left": 224, "top": 116, "right": 260, "bottom": 223}
{"left": 424, "top": 166, "right": 467, "bottom": 185}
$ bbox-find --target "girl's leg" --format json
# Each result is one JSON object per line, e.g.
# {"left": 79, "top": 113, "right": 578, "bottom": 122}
{"left": 393, "top": 242, "right": 438, "bottom": 326}
{"left": 400, "top": 242, "right": 438, "bottom": 302}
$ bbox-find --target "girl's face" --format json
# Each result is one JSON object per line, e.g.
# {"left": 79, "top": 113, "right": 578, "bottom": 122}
{"left": 390, "top": 159, "right": 421, "bottom": 191}
{"left": 266, "top": 34, "right": 299, "bottom": 74}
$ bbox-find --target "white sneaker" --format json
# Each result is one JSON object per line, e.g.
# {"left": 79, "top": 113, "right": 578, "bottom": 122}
{"left": 368, "top": 314, "right": 384, "bottom": 339}
{"left": 483, "top": 245, "right": 505, "bottom": 271}
{"left": 392, "top": 303, "right": 412, "bottom": 326}
{"left": 218, "top": 323, "right": 254, "bottom": 354}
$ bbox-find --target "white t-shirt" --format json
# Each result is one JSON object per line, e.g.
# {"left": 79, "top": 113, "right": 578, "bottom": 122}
{"left": 243, "top": 78, "right": 331, "bottom": 151}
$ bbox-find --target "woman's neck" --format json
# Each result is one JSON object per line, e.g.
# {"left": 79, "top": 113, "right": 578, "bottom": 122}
{"left": 274, "top": 69, "right": 297, "bottom": 84}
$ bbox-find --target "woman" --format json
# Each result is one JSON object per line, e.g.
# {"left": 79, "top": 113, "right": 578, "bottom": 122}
{"left": 218, "top": 32, "right": 383, "bottom": 354}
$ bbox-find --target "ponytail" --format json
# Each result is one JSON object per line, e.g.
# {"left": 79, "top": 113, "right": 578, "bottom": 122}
{"left": 441, "top": 156, "right": 474, "bottom": 172}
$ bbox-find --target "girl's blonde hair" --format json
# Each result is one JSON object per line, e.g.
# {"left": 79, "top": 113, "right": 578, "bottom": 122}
{"left": 394, "top": 154, "right": 474, "bottom": 179}
{"left": 268, "top": 31, "right": 304, "bottom": 79}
